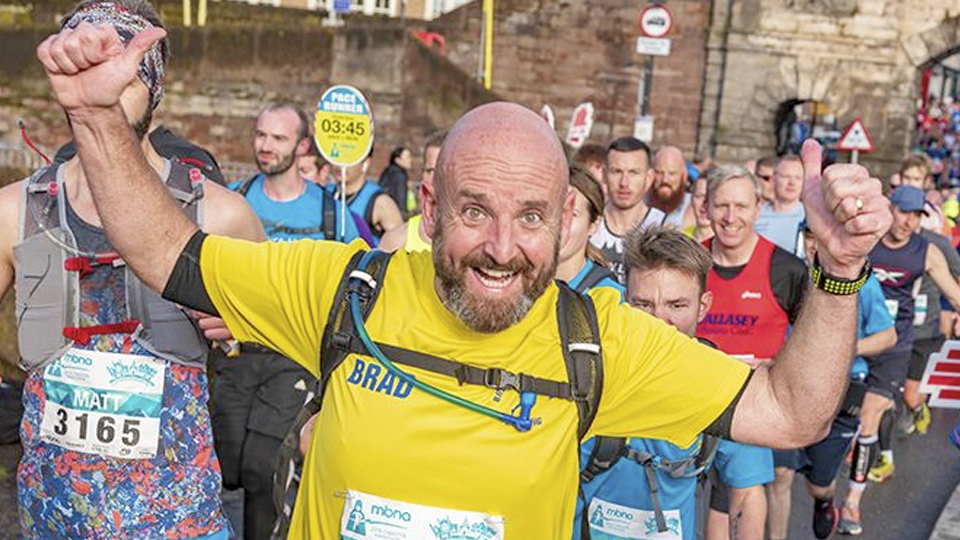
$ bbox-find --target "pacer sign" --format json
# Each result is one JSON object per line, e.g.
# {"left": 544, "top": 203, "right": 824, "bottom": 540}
{"left": 314, "top": 85, "right": 375, "bottom": 167}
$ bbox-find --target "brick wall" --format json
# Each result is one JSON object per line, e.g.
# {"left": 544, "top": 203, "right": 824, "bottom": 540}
{"left": 0, "top": 2, "right": 495, "bottom": 173}
{"left": 429, "top": 0, "right": 711, "bottom": 155}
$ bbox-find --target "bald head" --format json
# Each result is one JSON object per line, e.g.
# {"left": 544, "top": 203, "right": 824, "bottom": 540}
{"left": 650, "top": 145, "right": 688, "bottom": 213}
{"left": 436, "top": 102, "right": 568, "bottom": 200}
{"left": 655, "top": 146, "right": 685, "bottom": 169}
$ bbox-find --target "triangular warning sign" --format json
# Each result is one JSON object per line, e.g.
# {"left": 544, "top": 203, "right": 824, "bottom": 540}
{"left": 837, "top": 118, "right": 875, "bottom": 152}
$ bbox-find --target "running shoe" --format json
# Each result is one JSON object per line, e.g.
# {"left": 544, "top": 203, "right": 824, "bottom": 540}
{"left": 813, "top": 499, "right": 838, "bottom": 539}
{"left": 837, "top": 504, "right": 862, "bottom": 536}
{"left": 914, "top": 402, "right": 931, "bottom": 435}
{"left": 867, "top": 454, "right": 895, "bottom": 483}
{"left": 895, "top": 408, "right": 916, "bottom": 436}
{"left": 950, "top": 421, "right": 960, "bottom": 453}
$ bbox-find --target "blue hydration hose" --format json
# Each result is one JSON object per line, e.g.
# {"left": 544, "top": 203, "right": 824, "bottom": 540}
{"left": 347, "top": 268, "right": 536, "bottom": 432}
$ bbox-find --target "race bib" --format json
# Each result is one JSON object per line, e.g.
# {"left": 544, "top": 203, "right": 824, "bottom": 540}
{"left": 914, "top": 294, "right": 928, "bottom": 326}
{"left": 587, "top": 498, "right": 682, "bottom": 540}
{"left": 885, "top": 299, "right": 899, "bottom": 320}
{"left": 41, "top": 348, "right": 166, "bottom": 459}
{"left": 340, "top": 490, "right": 504, "bottom": 540}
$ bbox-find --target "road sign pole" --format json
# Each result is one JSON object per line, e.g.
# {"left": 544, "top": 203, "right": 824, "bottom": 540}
{"left": 851, "top": 149, "right": 859, "bottom": 165}
{"left": 639, "top": 56, "right": 654, "bottom": 116}
{"left": 482, "top": 0, "right": 494, "bottom": 90}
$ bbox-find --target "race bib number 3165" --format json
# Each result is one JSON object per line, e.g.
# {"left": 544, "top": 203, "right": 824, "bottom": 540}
{"left": 40, "top": 348, "right": 165, "bottom": 459}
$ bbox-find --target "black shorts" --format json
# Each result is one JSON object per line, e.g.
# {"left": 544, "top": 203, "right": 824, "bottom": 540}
{"left": 908, "top": 335, "right": 945, "bottom": 381}
{"left": 806, "top": 414, "right": 859, "bottom": 487}
{"left": 210, "top": 346, "right": 316, "bottom": 488}
{"left": 709, "top": 468, "right": 730, "bottom": 513}
{"left": 867, "top": 349, "right": 910, "bottom": 400}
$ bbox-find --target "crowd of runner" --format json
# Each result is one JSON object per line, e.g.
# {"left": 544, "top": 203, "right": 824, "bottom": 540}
{"left": 0, "top": 1, "right": 955, "bottom": 539}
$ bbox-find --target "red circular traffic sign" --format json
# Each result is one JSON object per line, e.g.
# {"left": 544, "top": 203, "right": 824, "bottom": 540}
{"left": 639, "top": 4, "right": 673, "bottom": 38}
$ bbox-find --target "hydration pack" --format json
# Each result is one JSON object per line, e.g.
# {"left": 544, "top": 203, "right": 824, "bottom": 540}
{"left": 272, "top": 251, "right": 605, "bottom": 538}
{"left": 236, "top": 174, "right": 338, "bottom": 240}
{"left": 14, "top": 161, "right": 208, "bottom": 371}
{"left": 55, "top": 125, "right": 227, "bottom": 186}
{"left": 578, "top": 336, "right": 723, "bottom": 539}
{"left": 579, "top": 434, "right": 720, "bottom": 539}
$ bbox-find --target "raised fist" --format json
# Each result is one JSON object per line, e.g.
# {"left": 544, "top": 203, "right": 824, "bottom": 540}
{"left": 800, "top": 139, "right": 891, "bottom": 277}
{"left": 36, "top": 22, "right": 165, "bottom": 112}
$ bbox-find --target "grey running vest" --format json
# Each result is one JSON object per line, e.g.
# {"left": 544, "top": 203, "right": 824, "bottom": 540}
{"left": 14, "top": 160, "right": 209, "bottom": 371}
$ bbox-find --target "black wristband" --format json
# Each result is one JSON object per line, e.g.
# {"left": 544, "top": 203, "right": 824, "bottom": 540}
{"left": 809, "top": 254, "right": 871, "bottom": 296}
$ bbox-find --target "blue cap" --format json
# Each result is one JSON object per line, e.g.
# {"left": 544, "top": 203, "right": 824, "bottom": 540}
{"left": 890, "top": 185, "right": 929, "bottom": 215}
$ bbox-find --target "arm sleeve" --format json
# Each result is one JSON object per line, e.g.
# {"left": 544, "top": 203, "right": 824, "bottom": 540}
{"left": 585, "top": 296, "right": 752, "bottom": 449}
{"left": 162, "top": 230, "right": 217, "bottom": 315}
{"left": 198, "top": 235, "right": 365, "bottom": 376}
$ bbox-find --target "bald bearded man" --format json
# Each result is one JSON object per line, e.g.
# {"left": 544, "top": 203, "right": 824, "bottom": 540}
{"left": 648, "top": 146, "right": 691, "bottom": 229}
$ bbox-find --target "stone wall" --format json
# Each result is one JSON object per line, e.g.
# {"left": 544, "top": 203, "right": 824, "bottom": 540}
{"left": 429, "top": 0, "right": 712, "bottom": 156}
{"left": 0, "top": 1, "right": 495, "bottom": 374}
{"left": 699, "top": 0, "right": 960, "bottom": 174}
{"left": 0, "top": 1, "right": 494, "bottom": 173}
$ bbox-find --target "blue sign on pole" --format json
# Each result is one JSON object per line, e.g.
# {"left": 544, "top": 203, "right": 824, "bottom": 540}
{"left": 334, "top": 0, "right": 351, "bottom": 13}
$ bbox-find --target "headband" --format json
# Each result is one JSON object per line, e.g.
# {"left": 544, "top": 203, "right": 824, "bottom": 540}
{"left": 62, "top": 2, "right": 166, "bottom": 110}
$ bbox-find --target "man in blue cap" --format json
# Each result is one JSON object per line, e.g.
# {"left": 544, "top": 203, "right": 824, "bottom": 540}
{"left": 839, "top": 185, "right": 960, "bottom": 534}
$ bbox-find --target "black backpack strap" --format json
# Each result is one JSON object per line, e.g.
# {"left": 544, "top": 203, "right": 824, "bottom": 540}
{"left": 556, "top": 282, "right": 603, "bottom": 440}
{"left": 580, "top": 436, "right": 627, "bottom": 483}
{"left": 236, "top": 174, "right": 258, "bottom": 197}
{"left": 333, "top": 338, "right": 575, "bottom": 399}
{"left": 272, "top": 249, "right": 391, "bottom": 538}
{"left": 574, "top": 263, "right": 617, "bottom": 294}
{"left": 694, "top": 435, "right": 720, "bottom": 481}
{"left": 322, "top": 189, "right": 337, "bottom": 241}
{"left": 319, "top": 250, "right": 392, "bottom": 393}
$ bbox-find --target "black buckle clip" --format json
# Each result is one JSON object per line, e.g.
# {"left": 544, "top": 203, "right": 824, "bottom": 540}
{"left": 484, "top": 368, "right": 521, "bottom": 392}
{"left": 331, "top": 332, "right": 352, "bottom": 351}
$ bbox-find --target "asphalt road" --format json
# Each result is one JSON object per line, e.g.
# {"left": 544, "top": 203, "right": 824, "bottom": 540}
{"left": 786, "top": 407, "right": 960, "bottom": 540}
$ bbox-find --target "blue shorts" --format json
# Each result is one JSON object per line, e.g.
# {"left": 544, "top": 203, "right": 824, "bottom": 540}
{"left": 773, "top": 414, "right": 859, "bottom": 487}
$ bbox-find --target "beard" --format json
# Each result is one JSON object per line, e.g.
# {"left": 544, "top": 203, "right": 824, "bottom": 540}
{"left": 257, "top": 148, "right": 298, "bottom": 176}
{"left": 432, "top": 215, "right": 558, "bottom": 333}
{"left": 649, "top": 182, "right": 687, "bottom": 215}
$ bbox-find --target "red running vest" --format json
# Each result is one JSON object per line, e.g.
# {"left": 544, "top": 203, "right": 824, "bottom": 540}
{"left": 697, "top": 236, "right": 789, "bottom": 360}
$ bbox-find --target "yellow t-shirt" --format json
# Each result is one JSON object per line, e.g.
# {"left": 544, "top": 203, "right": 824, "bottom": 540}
{"left": 200, "top": 236, "right": 750, "bottom": 540}
{"left": 404, "top": 214, "right": 432, "bottom": 253}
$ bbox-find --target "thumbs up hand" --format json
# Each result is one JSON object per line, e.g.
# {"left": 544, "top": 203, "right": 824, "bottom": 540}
{"left": 800, "top": 140, "right": 891, "bottom": 278}
{"left": 37, "top": 22, "right": 166, "bottom": 113}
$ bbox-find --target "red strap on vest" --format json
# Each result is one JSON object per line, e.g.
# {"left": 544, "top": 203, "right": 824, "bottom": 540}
{"left": 64, "top": 254, "right": 122, "bottom": 278}
{"left": 63, "top": 320, "right": 142, "bottom": 346}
